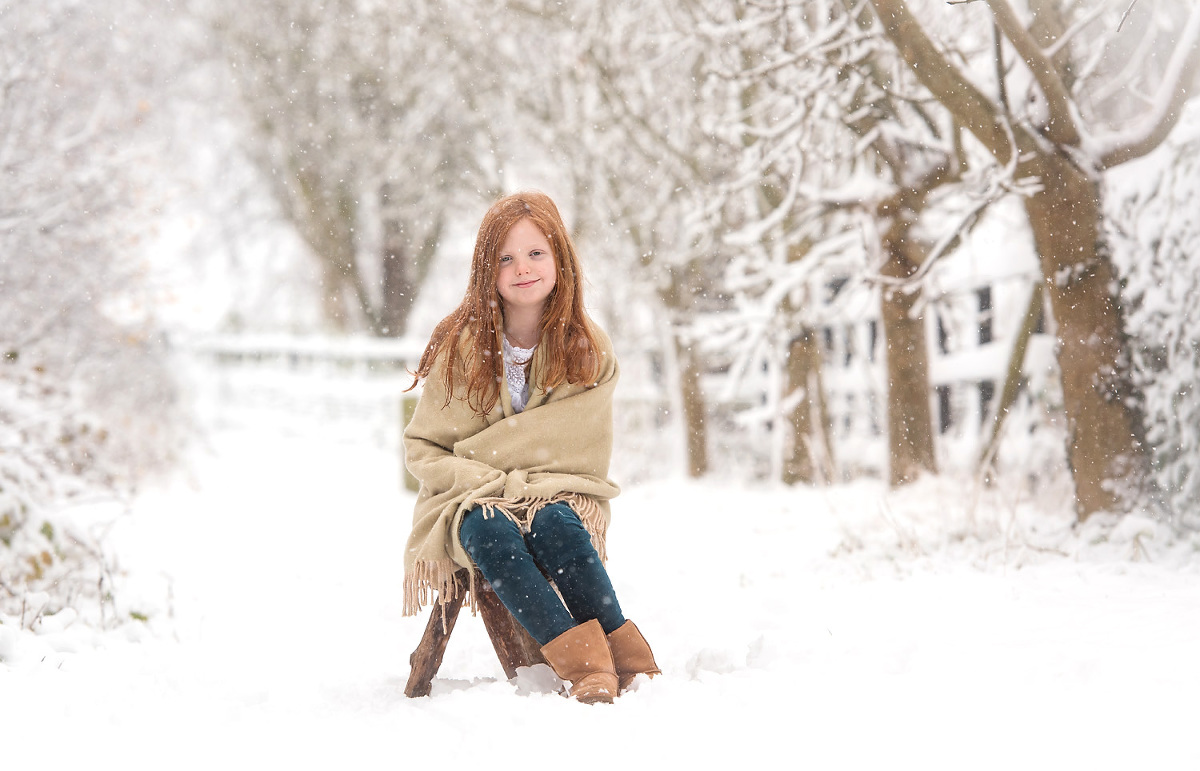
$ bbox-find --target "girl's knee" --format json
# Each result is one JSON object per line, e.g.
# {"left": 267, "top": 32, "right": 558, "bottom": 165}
{"left": 528, "top": 503, "right": 592, "bottom": 558}
{"left": 459, "top": 507, "right": 522, "bottom": 558}
{"left": 531, "top": 502, "right": 586, "bottom": 534}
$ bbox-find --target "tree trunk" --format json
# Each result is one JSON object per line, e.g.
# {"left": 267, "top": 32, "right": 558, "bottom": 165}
{"left": 296, "top": 170, "right": 358, "bottom": 332}
{"left": 863, "top": 0, "right": 1164, "bottom": 519}
{"left": 317, "top": 258, "right": 353, "bottom": 332}
{"left": 783, "top": 327, "right": 835, "bottom": 485}
{"left": 879, "top": 237, "right": 938, "bottom": 486}
{"left": 378, "top": 213, "right": 415, "bottom": 338}
{"left": 675, "top": 337, "right": 709, "bottom": 478}
{"left": 376, "top": 184, "right": 443, "bottom": 339}
{"left": 1021, "top": 153, "right": 1149, "bottom": 518}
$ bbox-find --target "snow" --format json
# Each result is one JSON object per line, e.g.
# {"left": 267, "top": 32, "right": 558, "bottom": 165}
{"left": 3, "top": 409, "right": 1199, "bottom": 770}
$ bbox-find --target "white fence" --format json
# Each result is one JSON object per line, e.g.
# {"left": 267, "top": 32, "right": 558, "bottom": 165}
{"left": 185, "top": 334, "right": 424, "bottom": 452}
{"left": 182, "top": 309, "right": 1060, "bottom": 489}
{"left": 181, "top": 334, "right": 679, "bottom": 487}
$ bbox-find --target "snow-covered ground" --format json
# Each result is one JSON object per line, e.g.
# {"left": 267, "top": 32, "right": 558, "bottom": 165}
{"left": 3, "top": 415, "right": 1199, "bottom": 769}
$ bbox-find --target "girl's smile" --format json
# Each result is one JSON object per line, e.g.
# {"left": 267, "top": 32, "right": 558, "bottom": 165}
{"left": 497, "top": 218, "right": 557, "bottom": 312}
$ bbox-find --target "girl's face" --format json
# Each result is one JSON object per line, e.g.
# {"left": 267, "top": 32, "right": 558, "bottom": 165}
{"left": 496, "top": 217, "right": 557, "bottom": 315}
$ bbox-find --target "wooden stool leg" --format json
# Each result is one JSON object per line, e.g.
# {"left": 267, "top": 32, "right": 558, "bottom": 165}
{"left": 404, "top": 578, "right": 466, "bottom": 698}
{"left": 475, "top": 576, "right": 546, "bottom": 678}
{"left": 404, "top": 570, "right": 547, "bottom": 697}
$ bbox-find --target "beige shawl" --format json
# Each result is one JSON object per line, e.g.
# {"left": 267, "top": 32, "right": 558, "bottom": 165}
{"left": 401, "top": 322, "right": 620, "bottom": 616}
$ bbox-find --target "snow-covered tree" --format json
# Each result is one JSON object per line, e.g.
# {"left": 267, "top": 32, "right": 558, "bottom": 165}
{"left": 681, "top": 0, "right": 856, "bottom": 485}
{"left": 204, "top": 0, "right": 508, "bottom": 337}
{"left": 1, "top": 0, "right": 186, "bottom": 621}
{"left": 864, "top": 0, "right": 1200, "bottom": 519}
{"left": 679, "top": 0, "right": 999, "bottom": 486}
{"left": 684, "top": 1, "right": 862, "bottom": 484}
{"left": 503, "top": 0, "right": 745, "bottom": 478}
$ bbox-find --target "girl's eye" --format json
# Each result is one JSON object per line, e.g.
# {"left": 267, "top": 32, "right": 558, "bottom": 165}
{"left": 499, "top": 255, "right": 511, "bottom": 263}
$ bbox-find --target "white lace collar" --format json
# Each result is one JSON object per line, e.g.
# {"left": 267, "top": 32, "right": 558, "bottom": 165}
{"left": 502, "top": 336, "right": 538, "bottom": 413}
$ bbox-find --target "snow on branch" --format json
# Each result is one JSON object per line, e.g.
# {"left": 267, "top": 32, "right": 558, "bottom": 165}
{"left": 984, "top": 0, "right": 1081, "bottom": 146}
{"left": 1043, "top": 3, "right": 1109, "bottom": 60}
{"left": 867, "top": 164, "right": 1032, "bottom": 291}
{"left": 868, "top": 0, "right": 1018, "bottom": 164}
{"left": 1093, "top": 4, "right": 1200, "bottom": 168}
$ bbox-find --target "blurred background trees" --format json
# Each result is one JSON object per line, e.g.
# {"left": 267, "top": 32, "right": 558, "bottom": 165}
{"left": 205, "top": 0, "right": 508, "bottom": 337}
{"left": 1, "top": 0, "right": 189, "bottom": 619}
{"left": 866, "top": 0, "right": 1199, "bottom": 519}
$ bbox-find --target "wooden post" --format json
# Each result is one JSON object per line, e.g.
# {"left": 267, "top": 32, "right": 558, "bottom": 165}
{"left": 404, "top": 570, "right": 546, "bottom": 697}
{"left": 404, "top": 580, "right": 466, "bottom": 698}
{"left": 475, "top": 577, "right": 546, "bottom": 678}
{"left": 401, "top": 393, "right": 419, "bottom": 492}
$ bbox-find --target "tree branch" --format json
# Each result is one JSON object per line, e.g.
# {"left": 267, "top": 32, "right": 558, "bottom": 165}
{"left": 866, "top": 0, "right": 1022, "bottom": 165}
{"left": 984, "top": 0, "right": 1080, "bottom": 146}
{"left": 1097, "top": 4, "right": 1200, "bottom": 169}
{"left": 1117, "top": 0, "right": 1142, "bottom": 33}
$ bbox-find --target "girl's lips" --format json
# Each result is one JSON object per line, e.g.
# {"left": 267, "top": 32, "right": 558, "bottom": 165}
{"left": 514, "top": 279, "right": 539, "bottom": 288}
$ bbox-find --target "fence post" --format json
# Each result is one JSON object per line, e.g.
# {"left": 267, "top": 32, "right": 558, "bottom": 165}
{"left": 401, "top": 393, "right": 420, "bottom": 492}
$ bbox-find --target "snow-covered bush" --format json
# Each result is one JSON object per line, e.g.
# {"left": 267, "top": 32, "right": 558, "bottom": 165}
{"left": 0, "top": 364, "right": 126, "bottom": 628}
{"left": 1, "top": 0, "right": 186, "bottom": 625}
{"left": 1109, "top": 107, "right": 1200, "bottom": 527}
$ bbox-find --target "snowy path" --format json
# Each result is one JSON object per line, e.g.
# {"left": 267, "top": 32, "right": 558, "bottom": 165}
{"left": 4, "top": 422, "right": 1200, "bottom": 769}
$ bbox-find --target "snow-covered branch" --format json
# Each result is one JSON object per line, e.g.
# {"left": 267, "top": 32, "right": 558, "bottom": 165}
{"left": 984, "top": 0, "right": 1081, "bottom": 146}
{"left": 1094, "top": 4, "right": 1200, "bottom": 168}
{"left": 868, "top": 0, "right": 1021, "bottom": 165}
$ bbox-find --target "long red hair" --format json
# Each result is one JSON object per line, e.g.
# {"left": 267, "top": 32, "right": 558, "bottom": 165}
{"left": 408, "top": 191, "right": 601, "bottom": 416}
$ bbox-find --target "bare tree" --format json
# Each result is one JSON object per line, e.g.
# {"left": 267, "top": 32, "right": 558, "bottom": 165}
{"left": 510, "top": 0, "right": 740, "bottom": 478}
{"left": 697, "top": 0, "right": 848, "bottom": 485}
{"left": 204, "top": 0, "right": 505, "bottom": 336}
{"left": 863, "top": 0, "right": 1200, "bottom": 519}
{"left": 689, "top": 0, "right": 969, "bottom": 486}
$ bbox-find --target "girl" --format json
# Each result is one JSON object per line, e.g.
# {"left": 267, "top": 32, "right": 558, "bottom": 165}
{"left": 402, "top": 191, "right": 659, "bottom": 704}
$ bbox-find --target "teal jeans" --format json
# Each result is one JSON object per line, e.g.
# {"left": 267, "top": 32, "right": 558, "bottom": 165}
{"left": 459, "top": 502, "right": 626, "bottom": 646}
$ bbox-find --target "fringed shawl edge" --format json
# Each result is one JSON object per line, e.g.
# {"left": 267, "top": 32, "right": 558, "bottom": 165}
{"left": 401, "top": 491, "right": 608, "bottom": 623}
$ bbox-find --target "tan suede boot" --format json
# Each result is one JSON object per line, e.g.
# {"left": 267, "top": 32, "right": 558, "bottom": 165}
{"left": 540, "top": 619, "right": 619, "bottom": 704}
{"left": 607, "top": 620, "right": 661, "bottom": 691}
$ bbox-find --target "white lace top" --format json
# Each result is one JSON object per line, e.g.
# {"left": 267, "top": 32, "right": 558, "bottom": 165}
{"left": 502, "top": 336, "right": 538, "bottom": 413}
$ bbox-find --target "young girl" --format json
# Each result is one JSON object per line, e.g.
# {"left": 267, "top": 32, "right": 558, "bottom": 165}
{"left": 402, "top": 191, "right": 659, "bottom": 704}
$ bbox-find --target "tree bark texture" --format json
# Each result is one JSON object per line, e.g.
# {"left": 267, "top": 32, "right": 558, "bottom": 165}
{"left": 475, "top": 575, "right": 546, "bottom": 679}
{"left": 1020, "top": 154, "right": 1148, "bottom": 516}
{"left": 675, "top": 338, "right": 710, "bottom": 478}
{"left": 377, "top": 184, "right": 442, "bottom": 338}
{"left": 879, "top": 243, "right": 938, "bottom": 486}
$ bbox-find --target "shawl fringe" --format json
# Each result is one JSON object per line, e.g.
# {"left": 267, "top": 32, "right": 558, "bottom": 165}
{"left": 402, "top": 492, "right": 608, "bottom": 623}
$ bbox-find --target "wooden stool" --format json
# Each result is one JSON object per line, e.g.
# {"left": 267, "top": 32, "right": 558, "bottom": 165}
{"left": 404, "top": 568, "right": 546, "bottom": 697}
